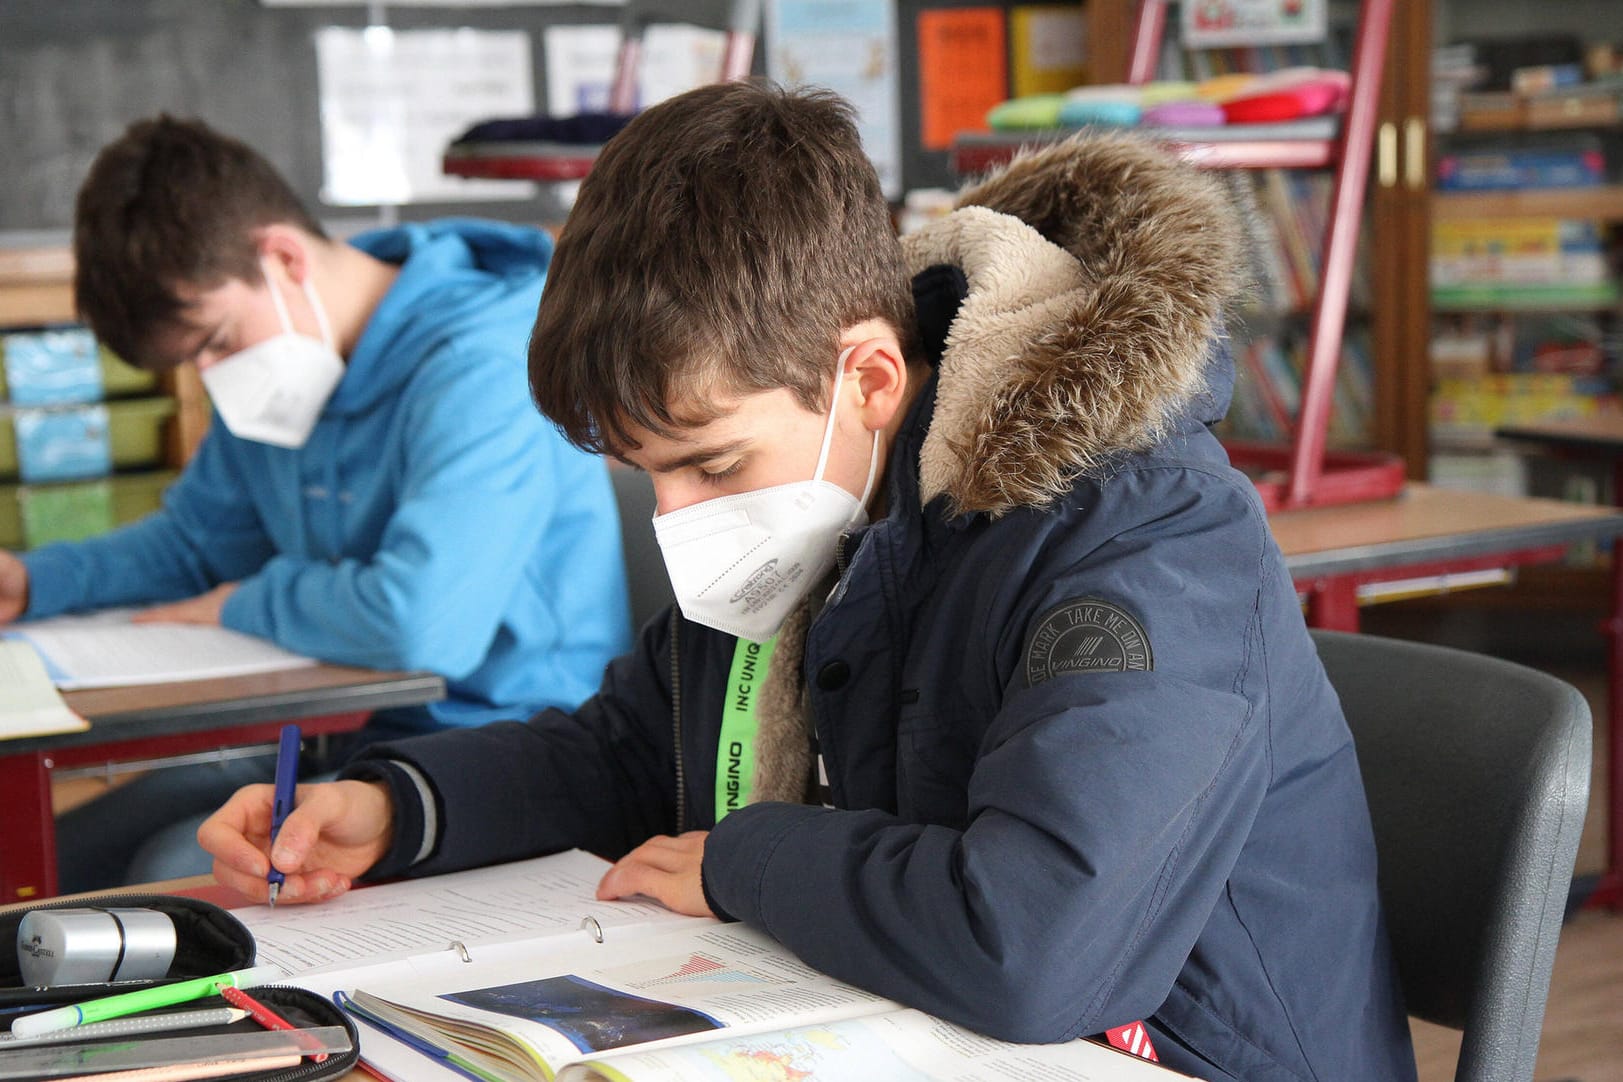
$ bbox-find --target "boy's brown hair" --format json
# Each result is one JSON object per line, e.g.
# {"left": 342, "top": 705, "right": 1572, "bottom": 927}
{"left": 73, "top": 115, "right": 325, "bottom": 370}
{"left": 530, "top": 80, "right": 916, "bottom": 454}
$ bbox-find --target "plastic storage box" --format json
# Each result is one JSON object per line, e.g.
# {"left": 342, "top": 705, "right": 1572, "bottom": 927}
{"left": 0, "top": 396, "right": 175, "bottom": 480}
{"left": 0, "top": 470, "right": 177, "bottom": 549}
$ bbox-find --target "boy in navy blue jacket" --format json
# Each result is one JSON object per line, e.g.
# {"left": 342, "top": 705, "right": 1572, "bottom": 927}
{"left": 200, "top": 83, "right": 1417, "bottom": 1081}
{"left": 0, "top": 116, "right": 630, "bottom": 890}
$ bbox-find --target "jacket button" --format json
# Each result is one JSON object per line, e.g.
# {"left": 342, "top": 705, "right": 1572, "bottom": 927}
{"left": 817, "top": 661, "right": 850, "bottom": 690}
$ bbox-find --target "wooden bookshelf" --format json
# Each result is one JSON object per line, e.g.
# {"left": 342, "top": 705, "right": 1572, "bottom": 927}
{"left": 0, "top": 246, "right": 74, "bottom": 327}
{"left": 1433, "top": 185, "right": 1623, "bottom": 222}
{"left": 0, "top": 244, "right": 206, "bottom": 484}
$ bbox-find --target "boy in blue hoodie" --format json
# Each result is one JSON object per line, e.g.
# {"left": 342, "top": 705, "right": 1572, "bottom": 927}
{"left": 0, "top": 115, "right": 632, "bottom": 891}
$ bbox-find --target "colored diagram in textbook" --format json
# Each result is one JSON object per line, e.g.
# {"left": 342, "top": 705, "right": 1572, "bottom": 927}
{"left": 442, "top": 973, "right": 725, "bottom": 1054}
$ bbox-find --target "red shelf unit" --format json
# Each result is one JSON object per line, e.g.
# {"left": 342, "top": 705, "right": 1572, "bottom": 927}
{"left": 953, "top": 0, "right": 1402, "bottom": 512}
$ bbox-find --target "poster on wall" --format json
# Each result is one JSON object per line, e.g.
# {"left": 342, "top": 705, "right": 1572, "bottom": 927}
{"left": 916, "top": 7, "right": 1006, "bottom": 151}
{"left": 1180, "top": 0, "right": 1326, "bottom": 48}
{"left": 316, "top": 26, "right": 536, "bottom": 205}
{"left": 765, "top": 0, "right": 902, "bottom": 199}
{"left": 542, "top": 23, "right": 725, "bottom": 115}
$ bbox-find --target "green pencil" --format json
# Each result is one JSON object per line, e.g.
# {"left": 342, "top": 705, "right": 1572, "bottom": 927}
{"left": 9, "top": 964, "right": 283, "bottom": 1038}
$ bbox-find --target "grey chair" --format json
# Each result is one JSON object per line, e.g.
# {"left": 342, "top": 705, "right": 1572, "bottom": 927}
{"left": 609, "top": 465, "right": 675, "bottom": 632}
{"left": 1311, "top": 629, "right": 1591, "bottom": 1082}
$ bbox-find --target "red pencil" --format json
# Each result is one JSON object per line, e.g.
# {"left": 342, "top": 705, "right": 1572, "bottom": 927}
{"left": 219, "top": 984, "right": 328, "bottom": 1063}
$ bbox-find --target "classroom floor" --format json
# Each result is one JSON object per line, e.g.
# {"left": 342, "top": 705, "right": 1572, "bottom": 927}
{"left": 1360, "top": 594, "right": 1623, "bottom": 1082}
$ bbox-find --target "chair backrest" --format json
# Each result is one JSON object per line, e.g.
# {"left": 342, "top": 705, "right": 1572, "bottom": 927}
{"left": 609, "top": 0, "right": 762, "bottom": 113}
{"left": 609, "top": 465, "right": 675, "bottom": 632}
{"left": 1310, "top": 629, "right": 1591, "bottom": 1082}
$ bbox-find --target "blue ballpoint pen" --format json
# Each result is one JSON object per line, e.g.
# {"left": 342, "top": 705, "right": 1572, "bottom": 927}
{"left": 267, "top": 723, "right": 301, "bottom": 906}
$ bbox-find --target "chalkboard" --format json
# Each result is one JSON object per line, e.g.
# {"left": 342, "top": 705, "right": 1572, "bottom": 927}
{"left": 0, "top": 0, "right": 627, "bottom": 233}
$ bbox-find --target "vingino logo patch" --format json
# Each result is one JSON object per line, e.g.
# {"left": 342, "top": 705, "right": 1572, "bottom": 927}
{"left": 1023, "top": 598, "right": 1153, "bottom": 686}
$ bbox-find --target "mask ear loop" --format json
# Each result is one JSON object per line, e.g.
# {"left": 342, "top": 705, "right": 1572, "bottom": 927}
{"left": 260, "top": 256, "right": 336, "bottom": 350}
{"left": 814, "top": 346, "right": 883, "bottom": 521}
{"left": 812, "top": 346, "right": 858, "bottom": 483}
{"left": 259, "top": 258, "right": 296, "bottom": 337}
{"left": 299, "top": 275, "right": 337, "bottom": 351}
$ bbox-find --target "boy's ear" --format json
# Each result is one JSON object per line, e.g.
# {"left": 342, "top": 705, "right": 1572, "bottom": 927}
{"left": 843, "top": 334, "right": 910, "bottom": 431}
{"left": 253, "top": 224, "right": 314, "bottom": 286}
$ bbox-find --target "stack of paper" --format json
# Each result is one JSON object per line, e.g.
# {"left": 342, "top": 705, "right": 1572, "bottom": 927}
{"left": 3, "top": 609, "right": 316, "bottom": 690}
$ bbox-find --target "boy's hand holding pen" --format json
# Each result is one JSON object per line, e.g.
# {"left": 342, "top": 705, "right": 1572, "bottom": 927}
{"left": 266, "top": 723, "right": 302, "bottom": 907}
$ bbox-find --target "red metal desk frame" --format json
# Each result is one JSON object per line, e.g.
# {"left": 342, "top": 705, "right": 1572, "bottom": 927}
{"left": 1273, "top": 484, "right": 1623, "bottom": 909}
{"left": 0, "top": 666, "right": 444, "bottom": 903}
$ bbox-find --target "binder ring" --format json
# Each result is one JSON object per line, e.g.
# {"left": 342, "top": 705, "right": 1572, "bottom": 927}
{"left": 448, "top": 939, "right": 472, "bottom": 963}
{"left": 580, "top": 916, "right": 604, "bottom": 944}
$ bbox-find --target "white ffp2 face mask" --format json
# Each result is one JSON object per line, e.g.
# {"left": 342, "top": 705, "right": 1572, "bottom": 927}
{"left": 199, "top": 263, "right": 345, "bottom": 450}
{"left": 652, "top": 352, "right": 881, "bottom": 642}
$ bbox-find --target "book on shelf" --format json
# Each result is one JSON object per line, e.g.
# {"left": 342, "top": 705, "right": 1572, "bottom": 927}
{"left": 1432, "top": 217, "right": 1612, "bottom": 289}
{"left": 233, "top": 850, "right": 1190, "bottom": 1082}
{"left": 1431, "top": 280, "right": 1621, "bottom": 311}
{"left": 1223, "top": 171, "right": 1372, "bottom": 315}
{"left": 1222, "top": 331, "right": 1374, "bottom": 447}
{"left": 1435, "top": 136, "right": 1606, "bottom": 191}
{"left": 1429, "top": 372, "right": 1613, "bottom": 449}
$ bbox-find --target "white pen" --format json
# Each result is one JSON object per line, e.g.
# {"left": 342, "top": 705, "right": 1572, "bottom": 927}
{"left": 0, "top": 1006, "right": 249, "bottom": 1045}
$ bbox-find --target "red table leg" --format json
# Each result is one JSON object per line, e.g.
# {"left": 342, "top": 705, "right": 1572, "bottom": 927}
{"left": 0, "top": 751, "right": 58, "bottom": 903}
{"left": 1303, "top": 577, "right": 1361, "bottom": 632}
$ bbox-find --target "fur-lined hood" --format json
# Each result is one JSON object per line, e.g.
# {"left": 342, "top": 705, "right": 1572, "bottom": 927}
{"left": 902, "top": 132, "right": 1244, "bottom": 518}
{"left": 745, "top": 133, "right": 1246, "bottom": 808}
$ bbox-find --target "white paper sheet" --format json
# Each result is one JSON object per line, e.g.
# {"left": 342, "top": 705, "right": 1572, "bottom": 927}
{"left": 0, "top": 639, "right": 88, "bottom": 738}
{"left": 542, "top": 23, "right": 726, "bottom": 116}
{"left": 316, "top": 26, "right": 537, "bottom": 205}
{"left": 4, "top": 609, "right": 317, "bottom": 690}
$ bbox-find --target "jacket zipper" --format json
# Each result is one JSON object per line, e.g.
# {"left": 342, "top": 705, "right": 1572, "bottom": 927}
{"left": 669, "top": 609, "right": 686, "bottom": 834}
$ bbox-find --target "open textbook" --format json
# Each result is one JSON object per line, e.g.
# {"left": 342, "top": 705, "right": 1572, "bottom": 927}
{"left": 231, "top": 851, "right": 1192, "bottom": 1082}
{"left": 3, "top": 607, "right": 316, "bottom": 689}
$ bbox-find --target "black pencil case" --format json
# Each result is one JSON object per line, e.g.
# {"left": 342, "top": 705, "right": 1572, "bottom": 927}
{"left": 0, "top": 895, "right": 360, "bottom": 1081}
{"left": 0, "top": 893, "right": 255, "bottom": 1012}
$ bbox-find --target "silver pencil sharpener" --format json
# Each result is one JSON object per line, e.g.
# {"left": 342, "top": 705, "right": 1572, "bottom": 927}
{"left": 17, "top": 908, "right": 176, "bottom": 987}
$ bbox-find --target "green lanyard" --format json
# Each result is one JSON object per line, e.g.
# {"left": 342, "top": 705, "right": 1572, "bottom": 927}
{"left": 716, "top": 636, "right": 776, "bottom": 821}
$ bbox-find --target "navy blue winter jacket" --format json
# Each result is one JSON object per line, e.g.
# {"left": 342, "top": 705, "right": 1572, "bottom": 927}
{"left": 348, "top": 136, "right": 1417, "bottom": 1081}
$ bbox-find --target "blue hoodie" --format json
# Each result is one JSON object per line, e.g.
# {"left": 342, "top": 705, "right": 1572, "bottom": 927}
{"left": 23, "top": 219, "right": 631, "bottom": 729}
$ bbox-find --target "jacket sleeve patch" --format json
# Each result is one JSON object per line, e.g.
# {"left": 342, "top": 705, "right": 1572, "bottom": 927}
{"left": 1024, "top": 598, "right": 1154, "bottom": 686}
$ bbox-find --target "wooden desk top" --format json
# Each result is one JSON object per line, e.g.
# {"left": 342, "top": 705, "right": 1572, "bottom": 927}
{"left": 1271, "top": 483, "right": 1623, "bottom": 579}
{"left": 2, "top": 665, "right": 445, "bottom": 755}
{"left": 1497, "top": 415, "right": 1623, "bottom": 452}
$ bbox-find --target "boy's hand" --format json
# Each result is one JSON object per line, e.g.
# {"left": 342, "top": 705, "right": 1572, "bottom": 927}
{"left": 596, "top": 832, "right": 714, "bottom": 917}
{"left": 0, "top": 551, "right": 28, "bottom": 624}
{"left": 198, "top": 780, "right": 395, "bottom": 904}
{"left": 135, "top": 582, "right": 239, "bottom": 626}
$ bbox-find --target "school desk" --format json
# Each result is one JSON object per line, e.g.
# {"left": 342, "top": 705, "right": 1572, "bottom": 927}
{"left": 1270, "top": 482, "right": 1623, "bottom": 909}
{"left": 0, "top": 665, "right": 444, "bottom": 904}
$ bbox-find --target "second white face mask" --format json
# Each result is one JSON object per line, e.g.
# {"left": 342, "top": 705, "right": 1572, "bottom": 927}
{"left": 652, "top": 351, "right": 880, "bottom": 643}
{"left": 200, "top": 263, "right": 344, "bottom": 450}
